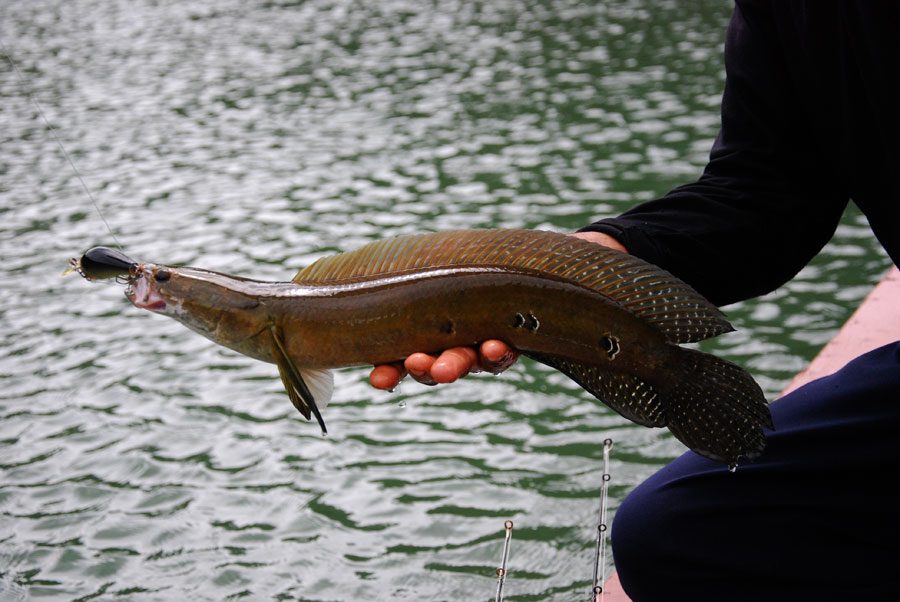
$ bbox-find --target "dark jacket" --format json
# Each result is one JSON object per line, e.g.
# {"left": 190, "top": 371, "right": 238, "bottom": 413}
{"left": 580, "top": 0, "right": 899, "bottom": 306}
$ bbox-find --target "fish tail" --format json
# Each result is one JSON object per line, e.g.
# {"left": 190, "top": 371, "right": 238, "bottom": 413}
{"left": 524, "top": 347, "right": 772, "bottom": 466}
{"left": 663, "top": 347, "right": 772, "bottom": 466}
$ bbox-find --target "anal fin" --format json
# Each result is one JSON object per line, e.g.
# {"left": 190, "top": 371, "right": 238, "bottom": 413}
{"left": 526, "top": 347, "right": 772, "bottom": 466}
{"left": 271, "top": 326, "right": 333, "bottom": 435}
{"left": 524, "top": 351, "right": 666, "bottom": 427}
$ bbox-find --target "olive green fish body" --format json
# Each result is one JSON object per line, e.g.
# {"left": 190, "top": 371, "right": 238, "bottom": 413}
{"left": 121, "top": 229, "right": 772, "bottom": 465}
{"left": 272, "top": 270, "right": 669, "bottom": 375}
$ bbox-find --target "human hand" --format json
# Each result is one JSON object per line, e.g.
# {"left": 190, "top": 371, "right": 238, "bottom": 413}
{"left": 369, "top": 339, "right": 520, "bottom": 390}
{"left": 367, "top": 230, "right": 627, "bottom": 391}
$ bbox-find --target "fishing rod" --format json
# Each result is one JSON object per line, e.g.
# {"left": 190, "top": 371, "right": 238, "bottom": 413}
{"left": 494, "top": 519, "right": 514, "bottom": 602}
{"left": 590, "top": 438, "right": 614, "bottom": 601}
{"left": 490, "top": 438, "right": 614, "bottom": 601}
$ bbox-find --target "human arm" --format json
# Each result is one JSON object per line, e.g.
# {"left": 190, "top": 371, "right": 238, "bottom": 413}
{"left": 580, "top": 0, "right": 850, "bottom": 306}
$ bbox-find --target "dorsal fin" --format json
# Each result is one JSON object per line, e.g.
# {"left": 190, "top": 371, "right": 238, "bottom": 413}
{"left": 293, "top": 229, "right": 731, "bottom": 344}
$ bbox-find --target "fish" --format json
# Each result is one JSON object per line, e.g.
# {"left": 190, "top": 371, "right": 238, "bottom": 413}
{"left": 73, "top": 229, "right": 772, "bottom": 465}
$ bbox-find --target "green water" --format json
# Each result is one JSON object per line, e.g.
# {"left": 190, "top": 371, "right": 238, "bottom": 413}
{"left": 0, "top": 0, "right": 891, "bottom": 600}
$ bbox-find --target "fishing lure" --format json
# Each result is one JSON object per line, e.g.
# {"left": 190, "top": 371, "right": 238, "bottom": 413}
{"left": 64, "top": 246, "right": 137, "bottom": 281}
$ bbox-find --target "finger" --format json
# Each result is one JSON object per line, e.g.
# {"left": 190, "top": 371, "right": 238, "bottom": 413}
{"left": 478, "top": 339, "right": 519, "bottom": 374}
{"left": 405, "top": 353, "right": 438, "bottom": 386}
{"left": 430, "top": 347, "right": 478, "bottom": 383}
{"left": 369, "top": 362, "right": 406, "bottom": 390}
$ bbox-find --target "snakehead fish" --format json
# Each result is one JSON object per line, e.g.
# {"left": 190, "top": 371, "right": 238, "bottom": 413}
{"left": 71, "top": 229, "right": 772, "bottom": 465}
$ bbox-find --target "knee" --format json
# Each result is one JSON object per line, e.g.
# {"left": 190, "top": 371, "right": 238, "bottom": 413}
{"left": 610, "top": 457, "right": 714, "bottom": 599}
{"left": 610, "top": 475, "right": 673, "bottom": 587}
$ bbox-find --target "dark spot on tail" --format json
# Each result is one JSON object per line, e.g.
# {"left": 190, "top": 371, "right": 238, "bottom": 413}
{"left": 440, "top": 320, "right": 455, "bottom": 334}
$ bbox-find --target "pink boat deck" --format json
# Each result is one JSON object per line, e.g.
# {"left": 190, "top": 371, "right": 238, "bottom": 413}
{"left": 602, "top": 266, "right": 900, "bottom": 602}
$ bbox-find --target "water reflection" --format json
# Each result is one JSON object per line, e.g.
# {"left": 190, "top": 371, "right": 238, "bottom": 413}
{"left": 0, "top": 0, "right": 890, "bottom": 600}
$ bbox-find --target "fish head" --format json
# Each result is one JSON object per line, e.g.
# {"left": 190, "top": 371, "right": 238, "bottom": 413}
{"left": 125, "top": 263, "right": 171, "bottom": 314}
{"left": 125, "top": 263, "right": 261, "bottom": 344}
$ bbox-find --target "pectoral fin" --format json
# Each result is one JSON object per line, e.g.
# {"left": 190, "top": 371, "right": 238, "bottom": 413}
{"left": 271, "top": 326, "right": 333, "bottom": 435}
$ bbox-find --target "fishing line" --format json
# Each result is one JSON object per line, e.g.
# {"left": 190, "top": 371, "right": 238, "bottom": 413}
{"left": 2, "top": 40, "right": 124, "bottom": 251}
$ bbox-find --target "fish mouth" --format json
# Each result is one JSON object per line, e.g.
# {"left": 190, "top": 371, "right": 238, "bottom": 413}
{"left": 125, "top": 269, "right": 167, "bottom": 313}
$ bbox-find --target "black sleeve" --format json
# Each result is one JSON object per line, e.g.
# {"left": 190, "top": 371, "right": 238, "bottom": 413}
{"left": 579, "top": 1, "right": 849, "bottom": 307}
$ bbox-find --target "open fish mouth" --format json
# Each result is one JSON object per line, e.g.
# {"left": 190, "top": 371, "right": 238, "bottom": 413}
{"left": 125, "top": 269, "right": 167, "bottom": 312}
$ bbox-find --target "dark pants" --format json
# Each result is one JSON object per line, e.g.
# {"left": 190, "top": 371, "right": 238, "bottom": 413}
{"left": 611, "top": 341, "right": 900, "bottom": 602}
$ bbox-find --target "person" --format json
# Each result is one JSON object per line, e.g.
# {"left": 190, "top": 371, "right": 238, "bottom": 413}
{"left": 370, "top": 1, "right": 899, "bottom": 600}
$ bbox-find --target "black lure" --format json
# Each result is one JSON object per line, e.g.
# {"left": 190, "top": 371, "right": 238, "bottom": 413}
{"left": 69, "top": 246, "right": 138, "bottom": 281}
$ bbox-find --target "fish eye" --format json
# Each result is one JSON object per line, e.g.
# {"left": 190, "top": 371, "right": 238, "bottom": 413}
{"left": 154, "top": 268, "right": 171, "bottom": 282}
